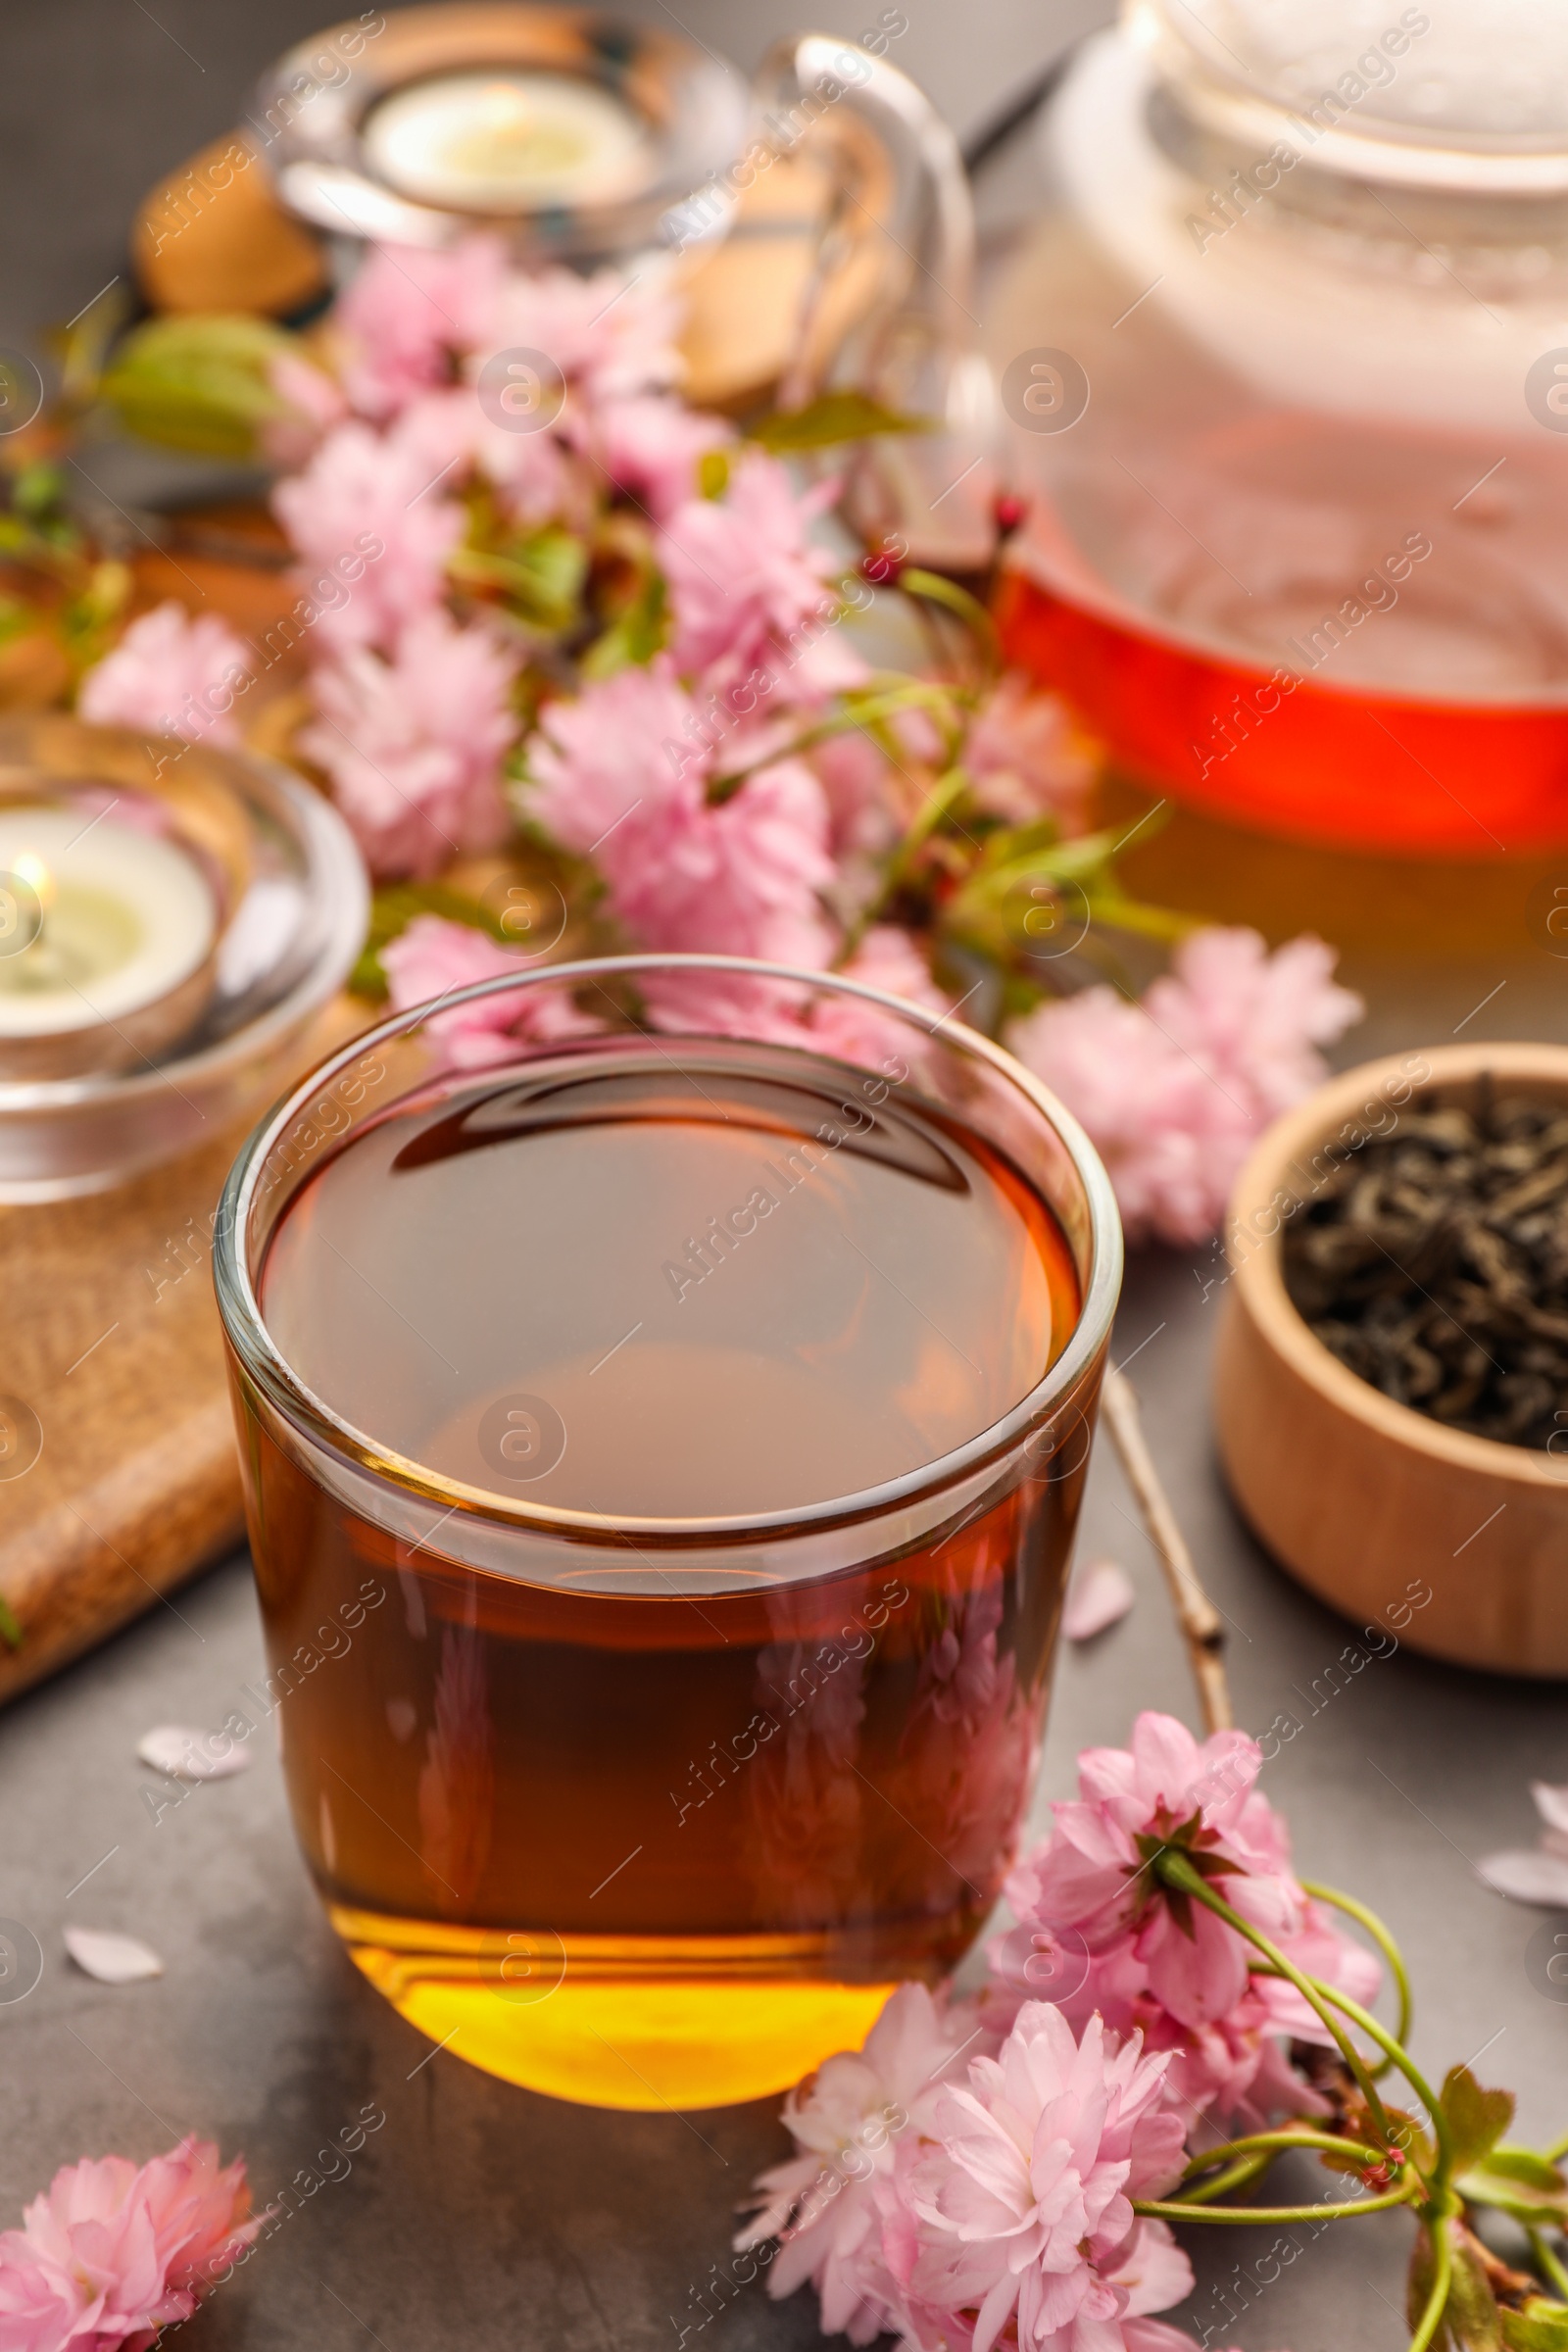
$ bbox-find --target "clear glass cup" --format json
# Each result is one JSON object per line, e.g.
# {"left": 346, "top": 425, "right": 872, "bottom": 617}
{"left": 987, "top": 0, "right": 1568, "bottom": 853}
{"left": 213, "top": 955, "right": 1120, "bottom": 2111}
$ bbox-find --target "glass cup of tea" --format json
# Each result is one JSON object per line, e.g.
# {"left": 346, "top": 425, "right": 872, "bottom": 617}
{"left": 212, "top": 955, "right": 1121, "bottom": 2111}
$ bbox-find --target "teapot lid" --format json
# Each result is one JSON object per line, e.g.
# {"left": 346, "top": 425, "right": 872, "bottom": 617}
{"left": 1128, "top": 0, "right": 1568, "bottom": 190}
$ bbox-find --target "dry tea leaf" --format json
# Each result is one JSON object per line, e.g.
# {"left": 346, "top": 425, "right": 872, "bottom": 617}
{"left": 1282, "top": 1087, "right": 1568, "bottom": 1451}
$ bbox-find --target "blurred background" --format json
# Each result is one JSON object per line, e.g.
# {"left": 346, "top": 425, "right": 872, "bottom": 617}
{"left": 0, "top": 0, "right": 1112, "bottom": 348}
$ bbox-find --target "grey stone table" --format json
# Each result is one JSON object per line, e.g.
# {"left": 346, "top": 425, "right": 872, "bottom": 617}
{"left": 4, "top": 5, "right": 1568, "bottom": 2348}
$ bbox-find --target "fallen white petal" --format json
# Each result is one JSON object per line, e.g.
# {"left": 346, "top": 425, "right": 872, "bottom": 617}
{"left": 1477, "top": 1849, "right": 1568, "bottom": 1908}
{"left": 64, "top": 1928, "right": 164, "bottom": 1984}
{"left": 137, "top": 1725, "right": 252, "bottom": 1782}
{"left": 1531, "top": 1781, "right": 1568, "bottom": 1839}
{"left": 1063, "top": 1559, "right": 1136, "bottom": 1643}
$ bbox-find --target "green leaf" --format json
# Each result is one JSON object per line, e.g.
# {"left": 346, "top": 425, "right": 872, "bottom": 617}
{"left": 1409, "top": 2220, "right": 1505, "bottom": 2352}
{"left": 1076, "top": 891, "right": 1195, "bottom": 946}
{"left": 581, "top": 567, "right": 667, "bottom": 680}
{"left": 349, "top": 882, "right": 505, "bottom": 1000}
{"left": 1460, "top": 2148, "right": 1568, "bottom": 2230}
{"left": 1385, "top": 2105, "right": 1438, "bottom": 2179}
{"left": 12, "top": 462, "right": 69, "bottom": 521}
{"left": 451, "top": 524, "right": 587, "bottom": 633}
{"left": 0, "top": 1592, "right": 22, "bottom": 1650}
{"left": 900, "top": 566, "right": 999, "bottom": 664}
{"left": 1443, "top": 2069, "right": 1518, "bottom": 2179}
{"left": 1503, "top": 2304, "right": 1568, "bottom": 2352}
{"left": 53, "top": 273, "right": 132, "bottom": 404}
{"left": 698, "top": 447, "right": 730, "bottom": 500}
{"left": 98, "top": 315, "right": 296, "bottom": 458}
{"left": 748, "top": 391, "right": 933, "bottom": 453}
{"left": 0, "top": 597, "right": 35, "bottom": 649}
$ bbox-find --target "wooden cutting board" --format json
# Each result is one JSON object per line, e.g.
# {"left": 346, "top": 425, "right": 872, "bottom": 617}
{"left": 0, "top": 998, "right": 365, "bottom": 1707}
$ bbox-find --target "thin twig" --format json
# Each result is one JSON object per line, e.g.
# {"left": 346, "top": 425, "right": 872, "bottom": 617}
{"left": 1101, "top": 1368, "right": 1233, "bottom": 1734}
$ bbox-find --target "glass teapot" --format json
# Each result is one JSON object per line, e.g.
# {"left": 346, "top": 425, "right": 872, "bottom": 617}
{"left": 987, "top": 0, "right": 1568, "bottom": 854}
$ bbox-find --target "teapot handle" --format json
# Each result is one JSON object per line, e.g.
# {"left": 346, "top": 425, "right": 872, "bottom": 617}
{"left": 749, "top": 32, "right": 998, "bottom": 569}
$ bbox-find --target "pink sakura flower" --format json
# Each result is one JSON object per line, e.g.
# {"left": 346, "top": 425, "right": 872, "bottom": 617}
{"left": 77, "top": 603, "right": 252, "bottom": 746}
{"left": 381, "top": 912, "right": 598, "bottom": 1067}
{"left": 622, "top": 754, "right": 839, "bottom": 1041}
{"left": 884, "top": 1570, "right": 1040, "bottom": 1904}
{"left": 1479, "top": 1780, "right": 1568, "bottom": 1908}
{"left": 964, "top": 674, "right": 1095, "bottom": 830}
{"left": 842, "top": 926, "right": 948, "bottom": 1011}
{"left": 738, "top": 1984, "right": 993, "bottom": 2347}
{"left": 262, "top": 349, "right": 349, "bottom": 466}
{"left": 334, "top": 235, "right": 510, "bottom": 418}
{"left": 623, "top": 754, "right": 835, "bottom": 966}
{"left": 1006, "top": 984, "right": 1241, "bottom": 1249}
{"left": 272, "top": 420, "right": 465, "bottom": 653}
{"left": 581, "top": 394, "right": 734, "bottom": 520}
{"left": 1146, "top": 928, "right": 1361, "bottom": 1127}
{"left": 391, "top": 387, "right": 571, "bottom": 531}
{"left": 885, "top": 2004, "right": 1191, "bottom": 2352}
{"left": 0, "top": 2136, "right": 260, "bottom": 2352}
{"left": 482, "top": 265, "right": 685, "bottom": 405}
{"left": 801, "top": 929, "right": 953, "bottom": 1073}
{"left": 301, "top": 612, "right": 519, "bottom": 878}
{"left": 659, "top": 454, "right": 867, "bottom": 705}
{"left": 810, "top": 729, "right": 903, "bottom": 860}
{"left": 524, "top": 661, "right": 837, "bottom": 973}
{"left": 994, "top": 1712, "right": 1380, "bottom": 2137}
{"left": 741, "top": 1632, "right": 871, "bottom": 1927}
{"left": 521, "top": 659, "right": 690, "bottom": 862}
{"left": 1062, "top": 1559, "right": 1137, "bottom": 1643}
{"left": 1007, "top": 929, "right": 1361, "bottom": 1246}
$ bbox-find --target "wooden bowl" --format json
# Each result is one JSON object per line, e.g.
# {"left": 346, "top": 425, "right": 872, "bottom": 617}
{"left": 1213, "top": 1043, "right": 1568, "bottom": 1678}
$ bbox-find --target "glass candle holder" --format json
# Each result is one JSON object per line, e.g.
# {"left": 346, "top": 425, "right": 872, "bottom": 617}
{"left": 0, "top": 714, "right": 368, "bottom": 1200}
{"left": 213, "top": 956, "right": 1121, "bottom": 2111}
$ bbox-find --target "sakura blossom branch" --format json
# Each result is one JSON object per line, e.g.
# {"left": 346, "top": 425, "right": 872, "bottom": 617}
{"left": 42, "top": 226, "right": 1374, "bottom": 1244}
{"left": 1129, "top": 1847, "right": 1568, "bottom": 2351}
{"left": 747, "top": 1706, "right": 1568, "bottom": 2352}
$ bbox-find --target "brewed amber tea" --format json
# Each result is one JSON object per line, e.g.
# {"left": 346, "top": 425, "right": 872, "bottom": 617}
{"left": 222, "top": 1000, "right": 1115, "bottom": 2112}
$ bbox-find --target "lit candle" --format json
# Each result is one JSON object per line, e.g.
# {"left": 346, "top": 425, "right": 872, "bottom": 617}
{"left": 0, "top": 806, "right": 218, "bottom": 1077}
{"left": 361, "top": 70, "right": 651, "bottom": 213}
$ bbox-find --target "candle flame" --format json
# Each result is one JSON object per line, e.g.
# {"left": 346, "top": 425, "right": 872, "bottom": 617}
{"left": 11, "top": 852, "right": 54, "bottom": 918}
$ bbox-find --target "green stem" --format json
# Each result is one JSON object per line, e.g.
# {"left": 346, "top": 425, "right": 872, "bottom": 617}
{"left": 838, "top": 762, "right": 974, "bottom": 962}
{"left": 1546, "top": 2129, "right": 1568, "bottom": 2164}
{"left": 898, "top": 567, "right": 1000, "bottom": 669}
{"left": 1154, "top": 1852, "right": 1398, "bottom": 2155}
{"left": 1528, "top": 2224, "right": 1568, "bottom": 2302}
{"left": 1299, "top": 1878, "right": 1412, "bottom": 2073}
{"left": 1182, "top": 2129, "right": 1392, "bottom": 2177}
{"left": 878, "top": 766, "right": 968, "bottom": 892}
{"left": 1173, "top": 2151, "right": 1273, "bottom": 2207}
{"left": 710, "top": 681, "right": 963, "bottom": 800}
{"left": 1134, "top": 2183, "right": 1419, "bottom": 2227}
{"left": 1407, "top": 2217, "right": 1453, "bottom": 2352}
{"left": 1293, "top": 1976, "right": 1453, "bottom": 2186}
